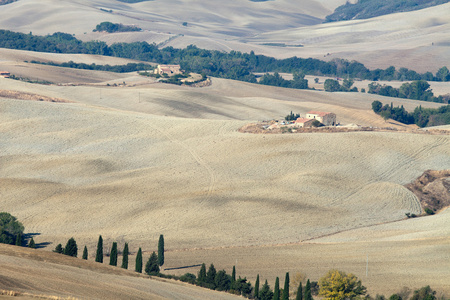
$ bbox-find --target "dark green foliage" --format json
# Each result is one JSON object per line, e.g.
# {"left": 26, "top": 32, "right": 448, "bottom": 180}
{"left": 296, "top": 282, "right": 303, "bottom": 300}
{"left": 259, "top": 280, "right": 274, "bottom": 300}
{"left": 215, "top": 270, "right": 232, "bottom": 291}
{"left": 135, "top": 247, "right": 143, "bottom": 273}
{"left": 274, "top": 277, "right": 280, "bottom": 300}
{"left": 145, "top": 251, "right": 160, "bottom": 275}
{"left": 15, "top": 233, "right": 22, "bottom": 246}
{"left": 369, "top": 80, "right": 442, "bottom": 102}
{"left": 63, "top": 237, "right": 78, "bottom": 257}
{"left": 158, "top": 234, "right": 164, "bottom": 267}
{"left": 234, "top": 276, "right": 253, "bottom": 297}
{"left": 411, "top": 286, "right": 437, "bottom": 300}
{"left": 259, "top": 72, "right": 308, "bottom": 90}
{"left": 283, "top": 272, "right": 290, "bottom": 300}
{"left": 109, "top": 242, "right": 118, "bottom": 266}
{"left": 82, "top": 246, "right": 88, "bottom": 260}
{"left": 311, "top": 119, "right": 324, "bottom": 127}
{"left": 54, "top": 243, "right": 64, "bottom": 254}
{"left": 95, "top": 235, "right": 103, "bottom": 263}
{"left": 255, "top": 274, "right": 260, "bottom": 299}
{"left": 206, "top": 263, "right": 217, "bottom": 289}
{"left": 28, "top": 237, "right": 35, "bottom": 248}
{"left": 372, "top": 100, "right": 383, "bottom": 113}
{"left": 121, "top": 243, "right": 129, "bottom": 269}
{"left": 232, "top": 266, "right": 236, "bottom": 283}
{"left": 197, "top": 263, "right": 207, "bottom": 286}
{"left": 0, "top": 212, "right": 24, "bottom": 245}
{"left": 326, "top": 0, "right": 450, "bottom": 22}
{"left": 305, "top": 279, "right": 313, "bottom": 300}
{"left": 425, "top": 208, "right": 435, "bottom": 215}
{"left": 285, "top": 111, "right": 301, "bottom": 121}
{"left": 310, "top": 281, "right": 319, "bottom": 296}
{"left": 94, "top": 21, "right": 141, "bottom": 33}
{"left": 390, "top": 294, "right": 402, "bottom": 300}
{"left": 30, "top": 60, "right": 153, "bottom": 73}
{"left": 324, "top": 79, "right": 341, "bottom": 92}
{"left": 180, "top": 273, "right": 197, "bottom": 284}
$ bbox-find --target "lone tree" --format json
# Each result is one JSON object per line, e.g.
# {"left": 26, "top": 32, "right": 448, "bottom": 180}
{"left": 54, "top": 243, "right": 64, "bottom": 254}
{"left": 135, "top": 247, "right": 143, "bottom": 273}
{"left": 95, "top": 235, "right": 103, "bottom": 263}
{"left": 109, "top": 242, "right": 118, "bottom": 266}
{"left": 158, "top": 234, "right": 164, "bottom": 267}
{"left": 283, "top": 272, "right": 290, "bottom": 300}
{"left": 63, "top": 237, "right": 78, "bottom": 257}
{"left": 273, "top": 277, "right": 280, "bottom": 300}
{"left": 319, "top": 269, "right": 366, "bottom": 300}
{"left": 254, "top": 274, "right": 260, "bottom": 299}
{"left": 121, "top": 243, "right": 129, "bottom": 269}
{"left": 0, "top": 212, "right": 24, "bottom": 245}
{"left": 28, "top": 237, "right": 36, "bottom": 248}
{"left": 145, "top": 251, "right": 160, "bottom": 275}
{"left": 82, "top": 246, "right": 88, "bottom": 260}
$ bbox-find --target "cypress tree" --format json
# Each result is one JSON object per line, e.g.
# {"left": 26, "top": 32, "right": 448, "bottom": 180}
{"left": 15, "top": 233, "right": 22, "bottom": 246}
{"left": 254, "top": 274, "right": 260, "bottom": 299}
{"left": 121, "top": 243, "right": 129, "bottom": 269}
{"left": 145, "top": 251, "right": 160, "bottom": 275}
{"left": 232, "top": 266, "right": 236, "bottom": 282}
{"left": 158, "top": 234, "right": 164, "bottom": 266}
{"left": 283, "top": 272, "right": 290, "bottom": 300}
{"left": 63, "top": 237, "right": 78, "bottom": 257}
{"left": 82, "top": 246, "right": 88, "bottom": 260}
{"left": 135, "top": 247, "right": 143, "bottom": 273}
{"left": 95, "top": 235, "right": 103, "bottom": 263}
{"left": 274, "top": 277, "right": 280, "bottom": 300}
{"left": 305, "top": 279, "right": 313, "bottom": 300}
{"left": 28, "top": 237, "right": 35, "bottom": 248}
{"left": 109, "top": 242, "right": 118, "bottom": 266}
{"left": 54, "top": 243, "right": 64, "bottom": 254}
{"left": 260, "top": 280, "right": 273, "bottom": 300}
{"left": 197, "top": 263, "right": 207, "bottom": 286}
{"left": 296, "top": 282, "right": 303, "bottom": 300}
{"left": 206, "top": 263, "right": 217, "bottom": 289}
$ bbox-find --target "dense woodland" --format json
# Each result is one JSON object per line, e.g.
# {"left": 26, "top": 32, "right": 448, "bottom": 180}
{"left": 325, "top": 0, "right": 450, "bottom": 22}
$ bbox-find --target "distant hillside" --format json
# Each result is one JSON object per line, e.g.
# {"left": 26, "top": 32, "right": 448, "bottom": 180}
{"left": 325, "top": 0, "right": 450, "bottom": 22}
{"left": 0, "top": 0, "right": 17, "bottom": 5}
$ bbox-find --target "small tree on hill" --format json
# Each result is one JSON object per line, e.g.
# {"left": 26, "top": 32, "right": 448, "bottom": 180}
{"left": 410, "top": 286, "right": 437, "bottom": 300}
{"left": 296, "top": 282, "right": 303, "bottom": 300}
{"left": 54, "top": 243, "right": 64, "bottom": 254}
{"left": 215, "top": 270, "right": 231, "bottom": 291}
{"left": 158, "top": 234, "right": 164, "bottom": 267}
{"left": 324, "top": 79, "right": 341, "bottom": 92}
{"left": 274, "top": 277, "right": 280, "bottom": 300}
{"left": 95, "top": 235, "right": 103, "bottom": 263}
{"left": 145, "top": 251, "right": 160, "bottom": 275}
{"left": 121, "top": 243, "right": 129, "bottom": 269}
{"left": 319, "top": 269, "right": 366, "bottom": 300}
{"left": 28, "top": 237, "right": 35, "bottom": 248}
{"left": 197, "top": 263, "right": 207, "bottom": 286}
{"left": 206, "top": 263, "right": 217, "bottom": 289}
{"left": 259, "top": 280, "right": 273, "bottom": 300}
{"left": 82, "top": 246, "right": 88, "bottom": 260}
{"left": 63, "top": 237, "right": 78, "bottom": 257}
{"left": 283, "top": 272, "right": 290, "bottom": 300}
{"left": 254, "top": 274, "right": 260, "bottom": 299}
{"left": 135, "top": 247, "right": 143, "bottom": 273}
{"left": 109, "top": 242, "right": 118, "bottom": 266}
{"left": 305, "top": 279, "right": 313, "bottom": 300}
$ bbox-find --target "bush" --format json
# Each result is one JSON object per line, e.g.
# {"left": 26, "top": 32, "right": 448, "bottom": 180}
{"left": 425, "top": 208, "right": 435, "bottom": 215}
{"left": 180, "top": 273, "right": 197, "bottom": 284}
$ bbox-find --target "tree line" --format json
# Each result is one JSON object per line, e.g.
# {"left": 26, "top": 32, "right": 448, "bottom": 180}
{"left": 368, "top": 81, "right": 450, "bottom": 103}
{"left": 28, "top": 60, "right": 154, "bottom": 73}
{"left": 93, "top": 22, "right": 142, "bottom": 33}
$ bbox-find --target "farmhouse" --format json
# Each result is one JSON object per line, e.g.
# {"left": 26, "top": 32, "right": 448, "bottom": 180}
{"left": 305, "top": 111, "right": 336, "bottom": 126}
{"left": 294, "top": 117, "right": 315, "bottom": 128}
{"left": 0, "top": 71, "right": 10, "bottom": 78}
{"left": 154, "top": 65, "right": 182, "bottom": 76}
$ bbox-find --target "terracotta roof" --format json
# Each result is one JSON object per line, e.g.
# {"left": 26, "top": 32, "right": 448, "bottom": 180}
{"left": 306, "top": 111, "right": 332, "bottom": 117}
{"left": 295, "top": 117, "right": 313, "bottom": 123}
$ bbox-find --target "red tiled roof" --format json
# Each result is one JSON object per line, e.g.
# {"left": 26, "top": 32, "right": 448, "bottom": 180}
{"left": 295, "top": 117, "right": 313, "bottom": 123}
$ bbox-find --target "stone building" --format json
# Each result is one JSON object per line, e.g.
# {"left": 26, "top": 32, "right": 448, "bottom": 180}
{"left": 305, "top": 111, "right": 337, "bottom": 126}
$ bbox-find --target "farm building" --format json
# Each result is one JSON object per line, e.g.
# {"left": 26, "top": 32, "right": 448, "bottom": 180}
{"left": 295, "top": 117, "right": 315, "bottom": 128}
{"left": 305, "top": 111, "right": 336, "bottom": 126}
{"left": 154, "top": 65, "right": 182, "bottom": 76}
{"left": 0, "top": 71, "right": 10, "bottom": 78}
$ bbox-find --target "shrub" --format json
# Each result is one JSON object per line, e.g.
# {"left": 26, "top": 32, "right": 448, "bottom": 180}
{"left": 180, "top": 273, "right": 196, "bottom": 284}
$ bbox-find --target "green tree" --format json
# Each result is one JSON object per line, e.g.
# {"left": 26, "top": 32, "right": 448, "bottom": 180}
{"left": 158, "top": 234, "right": 164, "bottom": 267}
{"left": 135, "top": 247, "right": 143, "bottom": 273}
{"left": 296, "top": 282, "right": 303, "bottom": 300}
{"left": 121, "top": 243, "right": 129, "bottom": 269}
{"left": 197, "top": 263, "right": 207, "bottom": 286}
{"left": 15, "top": 233, "right": 22, "bottom": 246}
{"left": 0, "top": 212, "right": 24, "bottom": 245}
{"left": 436, "top": 66, "right": 449, "bottom": 82}
{"left": 342, "top": 78, "right": 354, "bottom": 91}
{"left": 28, "top": 237, "right": 35, "bottom": 248}
{"left": 206, "top": 263, "right": 217, "bottom": 289}
{"left": 95, "top": 235, "right": 103, "bottom": 263}
{"left": 372, "top": 100, "right": 383, "bottom": 113}
{"left": 260, "top": 280, "right": 274, "bottom": 300}
{"left": 54, "top": 243, "right": 64, "bottom": 254}
{"left": 232, "top": 265, "right": 236, "bottom": 283}
{"left": 319, "top": 269, "right": 366, "bottom": 300}
{"left": 82, "top": 245, "right": 88, "bottom": 260}
{"left": 410, "top": 286, "right": 437, "bottom": 300}
{"left": 283, "top": 272, "right": 290, "bottom": 300}
{"left": 274, "top": 277, "right": 280, "bottom": 300}
{"left": 389, "top": 294, "right": 402, "bottom": 300}
{"left": 109, "top": 242, "right": 118, "bottom": 266}
{"left": 145, "top": 251, "right": 160, "bottom": 275}
{"left": 305, "top": 279, "right": 313, "bottom": 300}
{"left": 255, "top": 274, "right": 260, "bottom": 299}
{"left": 324, "top": 79, "right": 341, "bottom": 92}
{"left": 63, "top": 237, "right": 78, "bottom": 257}
{"left": 215, "top": 270, "right": 232, "bottom": 291}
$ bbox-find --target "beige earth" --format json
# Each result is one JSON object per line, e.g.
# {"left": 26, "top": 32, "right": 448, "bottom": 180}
{"left": 0, "top": 1, "right": 450, "bottom": 298}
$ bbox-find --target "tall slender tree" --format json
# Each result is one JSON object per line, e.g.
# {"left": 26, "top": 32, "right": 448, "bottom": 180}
{"left": 109, "top": 242, "right": 118, "bottom": 266}
{"left": 305, "top": 279, "right": 313, "bottom": 300}
{"left": 274, "top": 277, "right": 280, "bottom": 300}
{"left": 95, "top": 235, "right": 103, "bottom": 263}
{"left": 158, "top": 234, "right": 164, "bottom": 266}
{"left": 197, "top": 263, "right": 207, "bottom": 286}
{"left": 82, "top": 245, "right": 88, "bottom": 260}
{"left": 15, "top": 233, "right": 22, "bottom": 246}
{"left": 121, "top": 243, "right": 129, "bottom": 269}
{"left": 206, "top": 263, "right": 217, "bottom": 289}
{"left": 231, "top": 265, "right": 236, "bottom": 289}
{"left": 296, "top": 282, "right": 303, "bottom": 300}
{"left": 135, "top": 247, "right": 143, "bottom": 273}
{"left": 254, "top": 274, "right": 260, "bottom": 299}
{"left": 283, "top": 272, "right": 290, "bottom": 300}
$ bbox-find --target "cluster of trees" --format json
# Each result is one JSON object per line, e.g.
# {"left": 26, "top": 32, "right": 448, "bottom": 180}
{"left": 2, "top": 29, "right": 450, "bottom": 90}
{"left": 93, "top": 22, "right": 142, "bottom": 33}
{"left": 372, "top": 100, "right": 450, "bottom": 127}
{"left": 368, "top": 81, "right": 450, "bottom": 103}
{"left": 325, "top": 0, "right": 450, "bottom": 22}
{"left": 0, "top": 212, "right": 24, "bottom": 246}
{"left": 29, "top": 60, "right": 154, "bottom": 73}
{"left": 259, "top": 72, "right": 308, "bottom": 90}
{"left": 324, "top": 78, "right": 358, "bottom": 92}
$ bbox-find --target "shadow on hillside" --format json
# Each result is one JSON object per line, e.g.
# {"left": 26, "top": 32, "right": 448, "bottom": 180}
{"left": 23, "top": 233, "right": 52, "bottom": 249}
